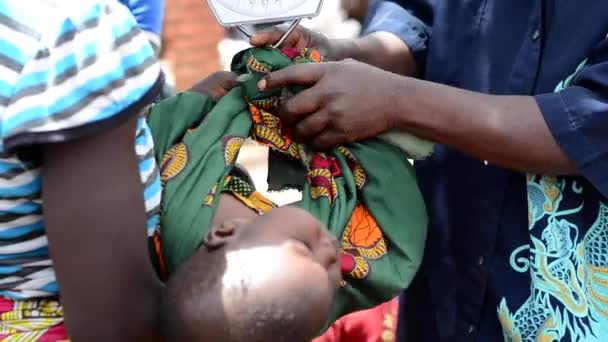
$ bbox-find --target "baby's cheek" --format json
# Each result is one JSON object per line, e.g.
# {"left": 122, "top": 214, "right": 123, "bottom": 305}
{"left": 306, "top": 261, "right": 338, "bottom": 304}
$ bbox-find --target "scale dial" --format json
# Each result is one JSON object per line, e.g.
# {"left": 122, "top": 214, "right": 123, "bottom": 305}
{"left": 207, "top": 0, "right": 322, "bottom": 26}
{"left": 216, "top": 0, "right": 308, "bottom": 17}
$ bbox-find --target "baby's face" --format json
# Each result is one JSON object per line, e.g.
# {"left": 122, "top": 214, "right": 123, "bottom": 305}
{"left": 222, "top": 206, "right": 341, "bottom": 330}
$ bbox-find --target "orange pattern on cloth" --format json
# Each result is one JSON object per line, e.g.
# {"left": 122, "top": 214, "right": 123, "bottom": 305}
{"left": 152, "top": 232, "right": 166, "bottom": 276}
{"left": 347, "top": 204, "right": 384, "bottom": 248}
{"left": 222, "top": 175, "right": 277, "bottom": 214}
{"left": 248, "top": 102, "right": 300, "bottom": 160}
{"left": 339, "top": 203, "right": 388, "bottom": 284}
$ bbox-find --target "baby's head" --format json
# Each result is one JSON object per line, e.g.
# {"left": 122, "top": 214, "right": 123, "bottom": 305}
{"left": 162, "top": 206, "right": 340, "bottom": 342}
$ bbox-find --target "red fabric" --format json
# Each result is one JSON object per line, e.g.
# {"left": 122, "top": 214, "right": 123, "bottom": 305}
{"left": 281, "top": 48, "right": 300, "bottom": 59}
{"left": 312, "top": 297, "right": 399, "bottom": 342}
{"left": 0, "top": 297, "right": 68, "bottom": 341}
{"left": 38, "top": 325, "right": 68, "bottom": 342}
{"left": 340, "top": 253, "right": 356, "bottom": 274}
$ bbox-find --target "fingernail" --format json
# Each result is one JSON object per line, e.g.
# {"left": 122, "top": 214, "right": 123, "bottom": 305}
{"left": 258, "top": 79, "right": 267, "bottom": 90}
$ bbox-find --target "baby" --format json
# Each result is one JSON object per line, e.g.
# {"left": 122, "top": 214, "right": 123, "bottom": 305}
{"left": 157, "top": 70, "right": 343, "bottom": 341}
{"left": 163, "top": 205, "right": 341, "bottom": 341}
{"left": 149, "top": 47, "right": 429, "bottom": 341}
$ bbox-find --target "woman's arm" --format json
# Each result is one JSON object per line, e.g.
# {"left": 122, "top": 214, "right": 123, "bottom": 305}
{"left": 42, "top": 115, "right": 163, "bottom": 341}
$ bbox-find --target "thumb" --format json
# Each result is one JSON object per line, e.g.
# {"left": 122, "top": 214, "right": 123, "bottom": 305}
{"left": 250, "top": 28, "right": 284, "bottom": 46}
{"left": 218, "top": 72, "right": 238, "bottom": 90}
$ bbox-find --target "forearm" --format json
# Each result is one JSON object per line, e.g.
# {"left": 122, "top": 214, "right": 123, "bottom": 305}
{"left": 394, "top": 77, "right": 577, "bottom": 175}
{"left": 43, "top": 115, "right": 164, "bottom": 341}
{"left": 331, "top": 32, "right": 419, "bottom": 77}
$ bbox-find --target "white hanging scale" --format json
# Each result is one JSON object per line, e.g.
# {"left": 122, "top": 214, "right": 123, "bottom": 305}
{"left": 206, "top": 0, "right": 324, "bottom": 48}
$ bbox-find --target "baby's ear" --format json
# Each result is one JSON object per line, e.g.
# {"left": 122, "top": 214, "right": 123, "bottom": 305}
{"left": 203, "top": 221, "right": 239, "bottom": 250}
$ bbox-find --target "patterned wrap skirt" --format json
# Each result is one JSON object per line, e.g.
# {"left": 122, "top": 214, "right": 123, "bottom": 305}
{"left": 0, "top": 297, "right": 67, "bottom": 341}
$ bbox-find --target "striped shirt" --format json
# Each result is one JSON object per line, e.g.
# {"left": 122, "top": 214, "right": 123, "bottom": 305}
{"left": 0, "top": 0, "right": 162, "bottom": 299}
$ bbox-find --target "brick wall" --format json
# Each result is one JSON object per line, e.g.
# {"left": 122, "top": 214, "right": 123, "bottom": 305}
{"left": 162, "top": 0, "right": 225, "bottom": 91}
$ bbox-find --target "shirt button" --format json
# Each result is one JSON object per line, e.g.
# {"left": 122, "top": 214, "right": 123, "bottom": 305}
{"left": 467, "top": 324, "right": 476, "bottom": 335}
{"left": 532, "top": 29, "right": 541, "bottom": 41}
{"left": 477, "top": 256, "right": 485, "bottom": 266}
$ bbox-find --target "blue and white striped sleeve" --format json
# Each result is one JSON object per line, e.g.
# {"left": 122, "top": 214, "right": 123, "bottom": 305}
{"left": 2, "top": 1, "right": 163, "bottom": 152}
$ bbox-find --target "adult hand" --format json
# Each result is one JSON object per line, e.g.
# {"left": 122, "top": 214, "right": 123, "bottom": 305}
{"left": 251, "top": 28, "right": 420, "bottom": 77}
{"left": 190, "top": 71, "right": 238, "bottom": 100}
{"left": 258, "top": 59, "right": 403, "bottom": 150}
{"left": 250, "top": 27, "right": 337, "bottom": 61}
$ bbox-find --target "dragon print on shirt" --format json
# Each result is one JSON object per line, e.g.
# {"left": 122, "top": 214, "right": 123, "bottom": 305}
{"left": 499, "top": 59, "right": 608, "bottom": 341}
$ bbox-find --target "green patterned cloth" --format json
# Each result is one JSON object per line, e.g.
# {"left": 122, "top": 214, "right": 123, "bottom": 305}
{"left": 147, "top": 47, "right": 428, "bottom": 327}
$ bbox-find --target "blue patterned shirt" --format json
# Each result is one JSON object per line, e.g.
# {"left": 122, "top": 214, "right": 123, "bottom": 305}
{"left": 0, "top": 0, "right": 162, "bottom": 299}
{"left": 364, "top": 1, "right": 608, "bottom": 341}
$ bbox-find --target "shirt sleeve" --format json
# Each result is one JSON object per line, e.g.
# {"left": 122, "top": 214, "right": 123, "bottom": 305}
{"left": 118, "top": 0, "right": 164, "bottom": 36}
{"left": 361, "top": 0, "right": 433, "bottom": 70}
{"left": 2, "top": 1, "right": 163, "bottom": 152}
{"left": 118, "top": 0, "right": 164, "bottom": 53}
{"left": 535, "top": 39, "right": 608, "bottom": 198}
